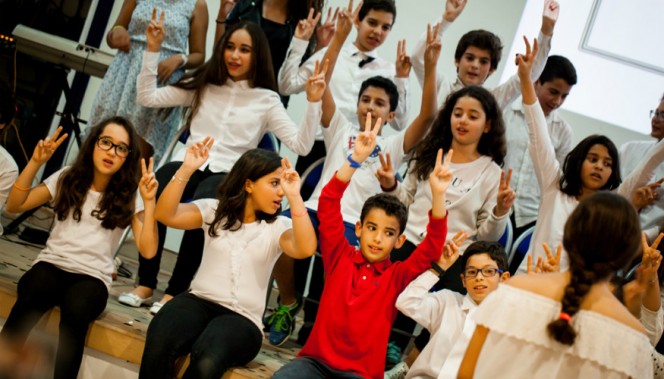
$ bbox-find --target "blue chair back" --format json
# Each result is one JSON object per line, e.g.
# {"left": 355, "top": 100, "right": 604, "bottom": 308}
{"left": 508, "top": 225, "right": 536, "bottom": 274}
{"left": 300, "top": 157, "right": 326, "bottom": 202}
{"left": 498, "top": 222, "right": 513, "bottom": 254}
{"left": 258, "top": 132, "right": 279, "bottom": 153}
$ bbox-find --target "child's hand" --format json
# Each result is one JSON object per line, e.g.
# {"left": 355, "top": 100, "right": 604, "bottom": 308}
{"left": 443, "top": 0, "right": 467, "bottom": 22}
{"left": 494, "top": 168, "right": 515, "bottom": 217}
{"left": 280, "top": 157, "right": 301, "bottom": 198}
{"left": 395, "top": 39, "right": 411, "bottom": 78}
{"left": 111, "top": 26, "right": 131, "bottom": 53}
{"left": 182, "top": 136, "right": 214, "bottom": 173}
{"left": 294, "top": 8, "right": 322, "bottom": 41}
{"left": 315, "top": 7, "right": 339, "bottom": 48}
{"left": 515, "top": 36, "right": 538, "bottom": 82}
{"left": 438, "top": 230, "right": 468, "bottom": 270}
{"left": 306, "top": 59, "right": 329, "bottom": 102}
{"left": 632, "top": 179, "right": 664, "bottom": 211}
{"left": 526, "top": 255, "right": 544, "bottom": 275}
{"left": 540, "top": 243, "right": 562, "bottom": 273}
{"left": 351, "top": 112, "right": 381, "bottom": 164}
{"left": 641, "top": 232, "right": 663, "bottom": 286}
{"left": 31, "top": 126, "right": 68, "bottom": 165}
{"left": 219, "top": 0, "right": 237, "bottom": 19}
{"left": 146, "top": 8, "right": 165, "bottom": 52}
{"left": 429, "top": 148, "right": 453, "bottom": 196}
{"left": 541, "top": 0, "right": 559, "bottom": 36}
{"left": 424, "top": 23, "right": 442, "bottom": 69}
{"left": 375, "top": 151, "right": 396, "bottom": 190}
{"left": 157, "top": 55, "right": 183, "bottom": 83}
{"left": 139, "top": 157, "right": 158, "bottom": 201}
{"left": 335, "top": 0, "right": 361, "bottom": 42}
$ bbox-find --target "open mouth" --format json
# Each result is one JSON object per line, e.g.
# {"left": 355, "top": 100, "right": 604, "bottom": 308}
{"left": 473, "top": 285, "right": 487, "bottom": 291}
{"left": 590, "top": 173, "right": 602, "bottom": 181}
{"left": 227, "top": 62, "right": 241, "bottom": 70}
{"left": 368, "top": 246, "right": 381, "bottom": 254}
{"left": 102, "top": 158, "right": 114, "bottom": 167}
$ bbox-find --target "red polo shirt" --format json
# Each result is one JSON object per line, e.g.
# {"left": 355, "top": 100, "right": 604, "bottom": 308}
{"left": 298, "top": 176, "right": 448, "bottom": 379}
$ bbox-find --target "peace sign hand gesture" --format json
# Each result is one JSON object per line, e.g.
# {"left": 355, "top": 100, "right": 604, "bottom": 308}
{"left": 280, "top": 157, "right": 301, "bottom": 199}
{"left": 429, "top": 148, "right": 454, "bottom": 197}
{"left": 31, "top": 126, "right": 69, "bottom": 165}
{"left": 395, "top": 39, "right": 411, "bottom": 78}
{"left": 315, "top": 7, "right": 339, "bottom": 48}
{"left": 294, "top": 8, "right": 322, "bottom": 41}
{"left": 515, "top": 36, "right": 538, "bottom": 83}
{"left": 540, "top": 243, "right": 562, "bottom": 273}
{"left": 146, "top": 8, "right": 165, "bottom": 52}
{"left": 351, "top": 112, "right": 381, "bottom": 164}
{"left": 306, "top": 59, "right": 329, "bottom": 102}
{"left": 641, "top": 232, "right": 663, "bottom": 285}
{"left": 438, "top": 230, "right": 468, "bottom": 270}
{"left": 494, "top": 168, "right": 515, "bottom": 217}
{"left": 139, "top": 157, "right": 159, "bottom": 202}
{"left": 424, "top": 23, "right": 442, "bottom": 69}
{"left": 182, "top": 137, "right": 214, "bottom": 174}
{"left": 375, "top": 151, "right": 396, "bottom": 190}
{"left": 526, "top": 255, "right": 544, "bottom": 275}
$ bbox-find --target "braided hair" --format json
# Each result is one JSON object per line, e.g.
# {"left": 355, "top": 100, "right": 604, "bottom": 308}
{"left": 546, "top": 192, "right": 641, "bottom": 345}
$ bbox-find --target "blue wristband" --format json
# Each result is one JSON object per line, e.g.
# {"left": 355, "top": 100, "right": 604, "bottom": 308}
{"left": 347, "top": 154, "right": 362, "bottom": 168}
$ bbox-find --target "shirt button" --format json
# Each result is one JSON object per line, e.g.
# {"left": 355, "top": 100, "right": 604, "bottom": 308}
{"left": 362, "top": 275, "right": 367, "bottom": 280}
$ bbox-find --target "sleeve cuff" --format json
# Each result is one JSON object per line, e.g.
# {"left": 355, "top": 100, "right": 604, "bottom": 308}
{"left": 143, "top": 51, "right": 160, "bottom": 73}
{"left": 426, "top": 210, "right": 448, "bottom": 236}
{"left": 291, "top": 37, "right": 309, "bottom": 53}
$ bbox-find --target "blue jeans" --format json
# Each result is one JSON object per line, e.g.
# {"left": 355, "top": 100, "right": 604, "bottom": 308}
{"left": 140, "top": 293, "right": 262, "bottom": 379}
{"left": 273, "top": 357, "right": 364, "bottom": 379}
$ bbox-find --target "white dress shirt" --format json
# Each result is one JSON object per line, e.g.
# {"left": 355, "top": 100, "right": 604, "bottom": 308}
{"left": 0, "top": 146, "right": 18, "bottom": 235}
{"left": 278, "top": 37, "right": 409, "bottom": 132}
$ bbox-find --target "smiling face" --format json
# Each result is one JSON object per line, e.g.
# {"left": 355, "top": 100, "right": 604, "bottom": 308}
{"left": 450, "top": 95, "right": 491, "bottom": 149}
{"left": 356, "top": 85, "right": 395, "bottom": 132}
{"left": 224, "top": 28, "right": 253, "bottom": 81}
{"left": 651, "top": 100, "right": 664, "bottom": 140}
{"left": 461, "top": 253, "right": 509, "bottom": 305}
{"left": 354, "top": 9, "right": 393, "bottom": 52}
{"left": 455, "top": 46, "right": 495, "bottom": 86}
{"left": 355, "top": 208, "right": 405, "bottom": 263}
{"left": 535, "top": 78, "right": 573, "bottom": 117}
{"left": 244, "top": 168, "right": 284, "bottom": 218}
{"left": 580, "top": 144, "right": 614, "bottom": 194}
{"left": 93, "top": 123, "right": 130, "bottom": 178}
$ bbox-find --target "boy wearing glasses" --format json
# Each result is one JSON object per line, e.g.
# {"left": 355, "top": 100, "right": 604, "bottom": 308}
{"left": 395, "top": 241, "right": 510, "bottom": 379}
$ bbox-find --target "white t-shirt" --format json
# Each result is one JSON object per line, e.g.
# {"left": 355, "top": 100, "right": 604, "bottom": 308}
{"left": 189, "top": 198, "right": 293, "bottom": 332}
{"left": 0, "top": 146, "right": 19, "bottom": 235}
{"left": 35, "top": 167, "right": 144, "bottom": 289}
{"left": 304, "top": 110, "right": 406, "bottom": 224}
{"left": 472, "top": 284, "right": 653, "bottom": 379}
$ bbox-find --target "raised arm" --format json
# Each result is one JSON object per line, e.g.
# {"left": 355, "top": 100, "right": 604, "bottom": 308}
{"left": 155, "top": 137, "right": 214, "bottom": 229}
{"left": 213, "top": 0, "right": 237, "bottom": 45}
{"left": 278, "top": 158, "right": 317, "bottom": 259}
{"left": 402, "top": 23, "right": 441, "bottom": 153}
{"left": 132, "top": 158, "right": 158, "bottom": 259}
{"left": 6, "top": 127, "right": 68, "bottom": 213}
{"left": 184, "top": 0, "right": 208, "bottom": 69}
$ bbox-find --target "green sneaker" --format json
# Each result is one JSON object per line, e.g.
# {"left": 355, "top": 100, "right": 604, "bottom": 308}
{"left": 267, "top": 301, "right": 300, "bottom": 346}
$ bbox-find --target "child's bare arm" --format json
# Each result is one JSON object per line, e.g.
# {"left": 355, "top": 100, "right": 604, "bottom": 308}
{"left": 279, "top": 158, "right": 317, "bottom": 259}
{"left": 133, "top": 158, "right": 159, "bottom": 259}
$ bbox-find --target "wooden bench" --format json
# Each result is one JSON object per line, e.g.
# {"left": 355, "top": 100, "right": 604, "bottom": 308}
{"left": 0, "top": 237, "right": 298, "bottom": 378}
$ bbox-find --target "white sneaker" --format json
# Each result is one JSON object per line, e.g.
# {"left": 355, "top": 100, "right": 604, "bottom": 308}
{"left": 384, "top": 362, "right": 409, "bottom": 379}
{"left": 149, "top": 302, "right": 165, "bottom": 315}
{"left": 118, "top": 292, "right": 152, "bottom": 308}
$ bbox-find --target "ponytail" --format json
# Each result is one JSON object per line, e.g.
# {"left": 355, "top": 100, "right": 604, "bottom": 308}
{"left": 547, "top": 266, "right": 595, "bottom": 345}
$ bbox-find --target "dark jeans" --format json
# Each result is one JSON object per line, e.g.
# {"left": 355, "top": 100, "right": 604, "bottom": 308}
{"left": 1, "top": 261, "right": 108, "bottom": 379}
{"left": 388, "top": 240, "right": 467, "bottom": 352}
{"left": 272, "top": 357, "right": 364, "bottom": 379}
{"left": 140, "top": 293, "right": 262, "bottom": 379}
{"left": 138, "top": 162, "right": 227, "bottom": 296}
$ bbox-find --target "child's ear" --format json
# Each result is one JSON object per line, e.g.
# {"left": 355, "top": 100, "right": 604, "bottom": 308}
{"left": 384, "top": 111, "right": 397, "bottom": 124}
{"left": 485, "top": 67, "right": 497, "bottom": 80}
{"left": 460, "top": 274, "right": 467, "bottom": 289}
{"left": 500, "top": 271, "right": 511, "bottom": 283}
{"left": 355, "top": 221, "right": 362, "bottom": 238}
{"left": 483, "top": 120, "right": 491, "bottom": 134}
{"left": 454, "top": 59, "right": 460, "bottom": 73}
{"left": 394, "top": 234, "right": 406, "bottom": 249}
{"left": 354, "top": 16, "right": 361, "bottom": 29}
{"left": 244, "top": 179, "right": 254, "bottom": 194}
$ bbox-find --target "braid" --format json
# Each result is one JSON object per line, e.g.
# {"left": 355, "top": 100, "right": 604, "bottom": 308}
{"left": 547, "top": 265, "right": 595, "bottom": 345}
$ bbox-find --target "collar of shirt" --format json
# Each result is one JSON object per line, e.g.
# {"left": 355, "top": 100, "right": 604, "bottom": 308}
{"left": 352, "top": 250, "right": 392, "bottom": 273}
{"left": 348, "top": 43, "right": 379, "bottom": 60}
{"left": 511, "top": 99, "right": 561, "bottom": 123}
{"left": 461, "top": 294, "right": 477, "bottom": 313}
{"left": 224, "top": 78, "right": 251, "bottom": 89}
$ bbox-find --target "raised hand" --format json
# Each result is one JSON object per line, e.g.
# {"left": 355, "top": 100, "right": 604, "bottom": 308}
{"left": 494, "top": 168, "right": 515, "bottom": 217}
{"left": 526, "top": 254, "right": 544, "bottom": 275}
{"left": 424, "top": 23, "right": 442, "bottom": 68}
{"left": 306, "top": 59, "right": 329, "bottom": 102}
{"left": 280, "top": 157, "right": 301, "bottom": 198}
{"left": 139, "top": 157, "right": 158, "bottom": 201}
{"left": 375, "top": 151, "right": 396, "bottom": 189}
{"left": 429, "top": 148, "right": 454, "bottom": 196}
{"left": 335, "top": 0, "right": 361, "bottom": 42}
{"left": 395, "top": 39, "right": 411, "bottom": 78}
{"left": 541, "top": 243, "right": 562, "bottom": 273}
{"left": 641, "top": 232, "right": 663, "bottom": 285}
{"left": 443, "top": 0, "right": 468, "bottom": 22}
{"left": 315, "top": 7, "right": 339, "bottom": 48}
{"left": 146, "top": 8, "right": 165, "bottom": 52}
{"left": 352, "top": 112, "right": 381, "bottom": 163}
{"left": 515, "top": 36, "right": 538, "bottom": 82}
{"left": 541, "top": 0, "right": 559, "bottom": 36}
{"left": 294, "top": 7, "right": 322, "bottom": 41}
{"left": 438, "top": 230, "right": 468, "bottom": 270}
{"left": 31, "top": 126, "right": 68, "bottom": 165}
{"left": 182, "top": 136, "right": 214, "bottom": 173}
{"left": 632, "top": 178, "right": 664, "bottom": 210}
{"left": 219, "top": 0, "right": 237, "bottom": 19}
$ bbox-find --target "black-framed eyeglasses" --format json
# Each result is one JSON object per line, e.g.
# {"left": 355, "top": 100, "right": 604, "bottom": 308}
{"left": 463, "top": 267, "right": 504, "bottom": 279}
{"left": 97, "top": 137, "right": 131, "bottom": 158}
{"left": 650, "top": 110, "right": 664, "bottom": 121}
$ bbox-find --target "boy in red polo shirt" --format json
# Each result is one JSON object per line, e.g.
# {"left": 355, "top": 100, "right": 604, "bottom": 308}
{"left": 273, "top": 115, "right": 451, "bottom": 379}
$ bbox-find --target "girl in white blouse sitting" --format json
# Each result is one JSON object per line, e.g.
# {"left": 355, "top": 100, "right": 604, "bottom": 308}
{"left": 139, "top": 141, "right": 316, "bottom": 378}
{"left": 121, "top": 11, "right": 325, "bottom": 311}
{"left": 1, "top": 117, "right": 158, "bottom": 379}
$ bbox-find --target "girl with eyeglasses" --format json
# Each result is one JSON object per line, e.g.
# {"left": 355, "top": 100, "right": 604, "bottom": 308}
{"left": 0, "top": 117, "right": 158, "bottom": 379}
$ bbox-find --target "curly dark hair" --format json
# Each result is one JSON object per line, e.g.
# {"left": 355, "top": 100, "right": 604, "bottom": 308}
{"left": 559, "top": 135, "right": 621, "bottom": 197}
{"left": 174, "top": 21, "right": 276, "bottom": 131}
{"left": 208, "top": 149, "right": 282, "bottom": 235}
{"left": 547, "top": 192, "right": 641, "bottom": 345}
{"left": 409, "top": 86, "right": 506, "bottom": 181}
{"left": 454, "top": 30, "right": 503, "bottom": 71}
{"left": 52, "top": 116, "right": 141, "bottom": 229}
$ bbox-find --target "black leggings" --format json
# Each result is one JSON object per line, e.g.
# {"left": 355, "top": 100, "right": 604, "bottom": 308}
{"left": 1, "top": 261, "right": 108, "bottom": 379}
{"left": 140, "top": 293, "right": 262, "bottom": 379}
{"left": 138, "top": 162, "right": 227, "bottom": 295}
